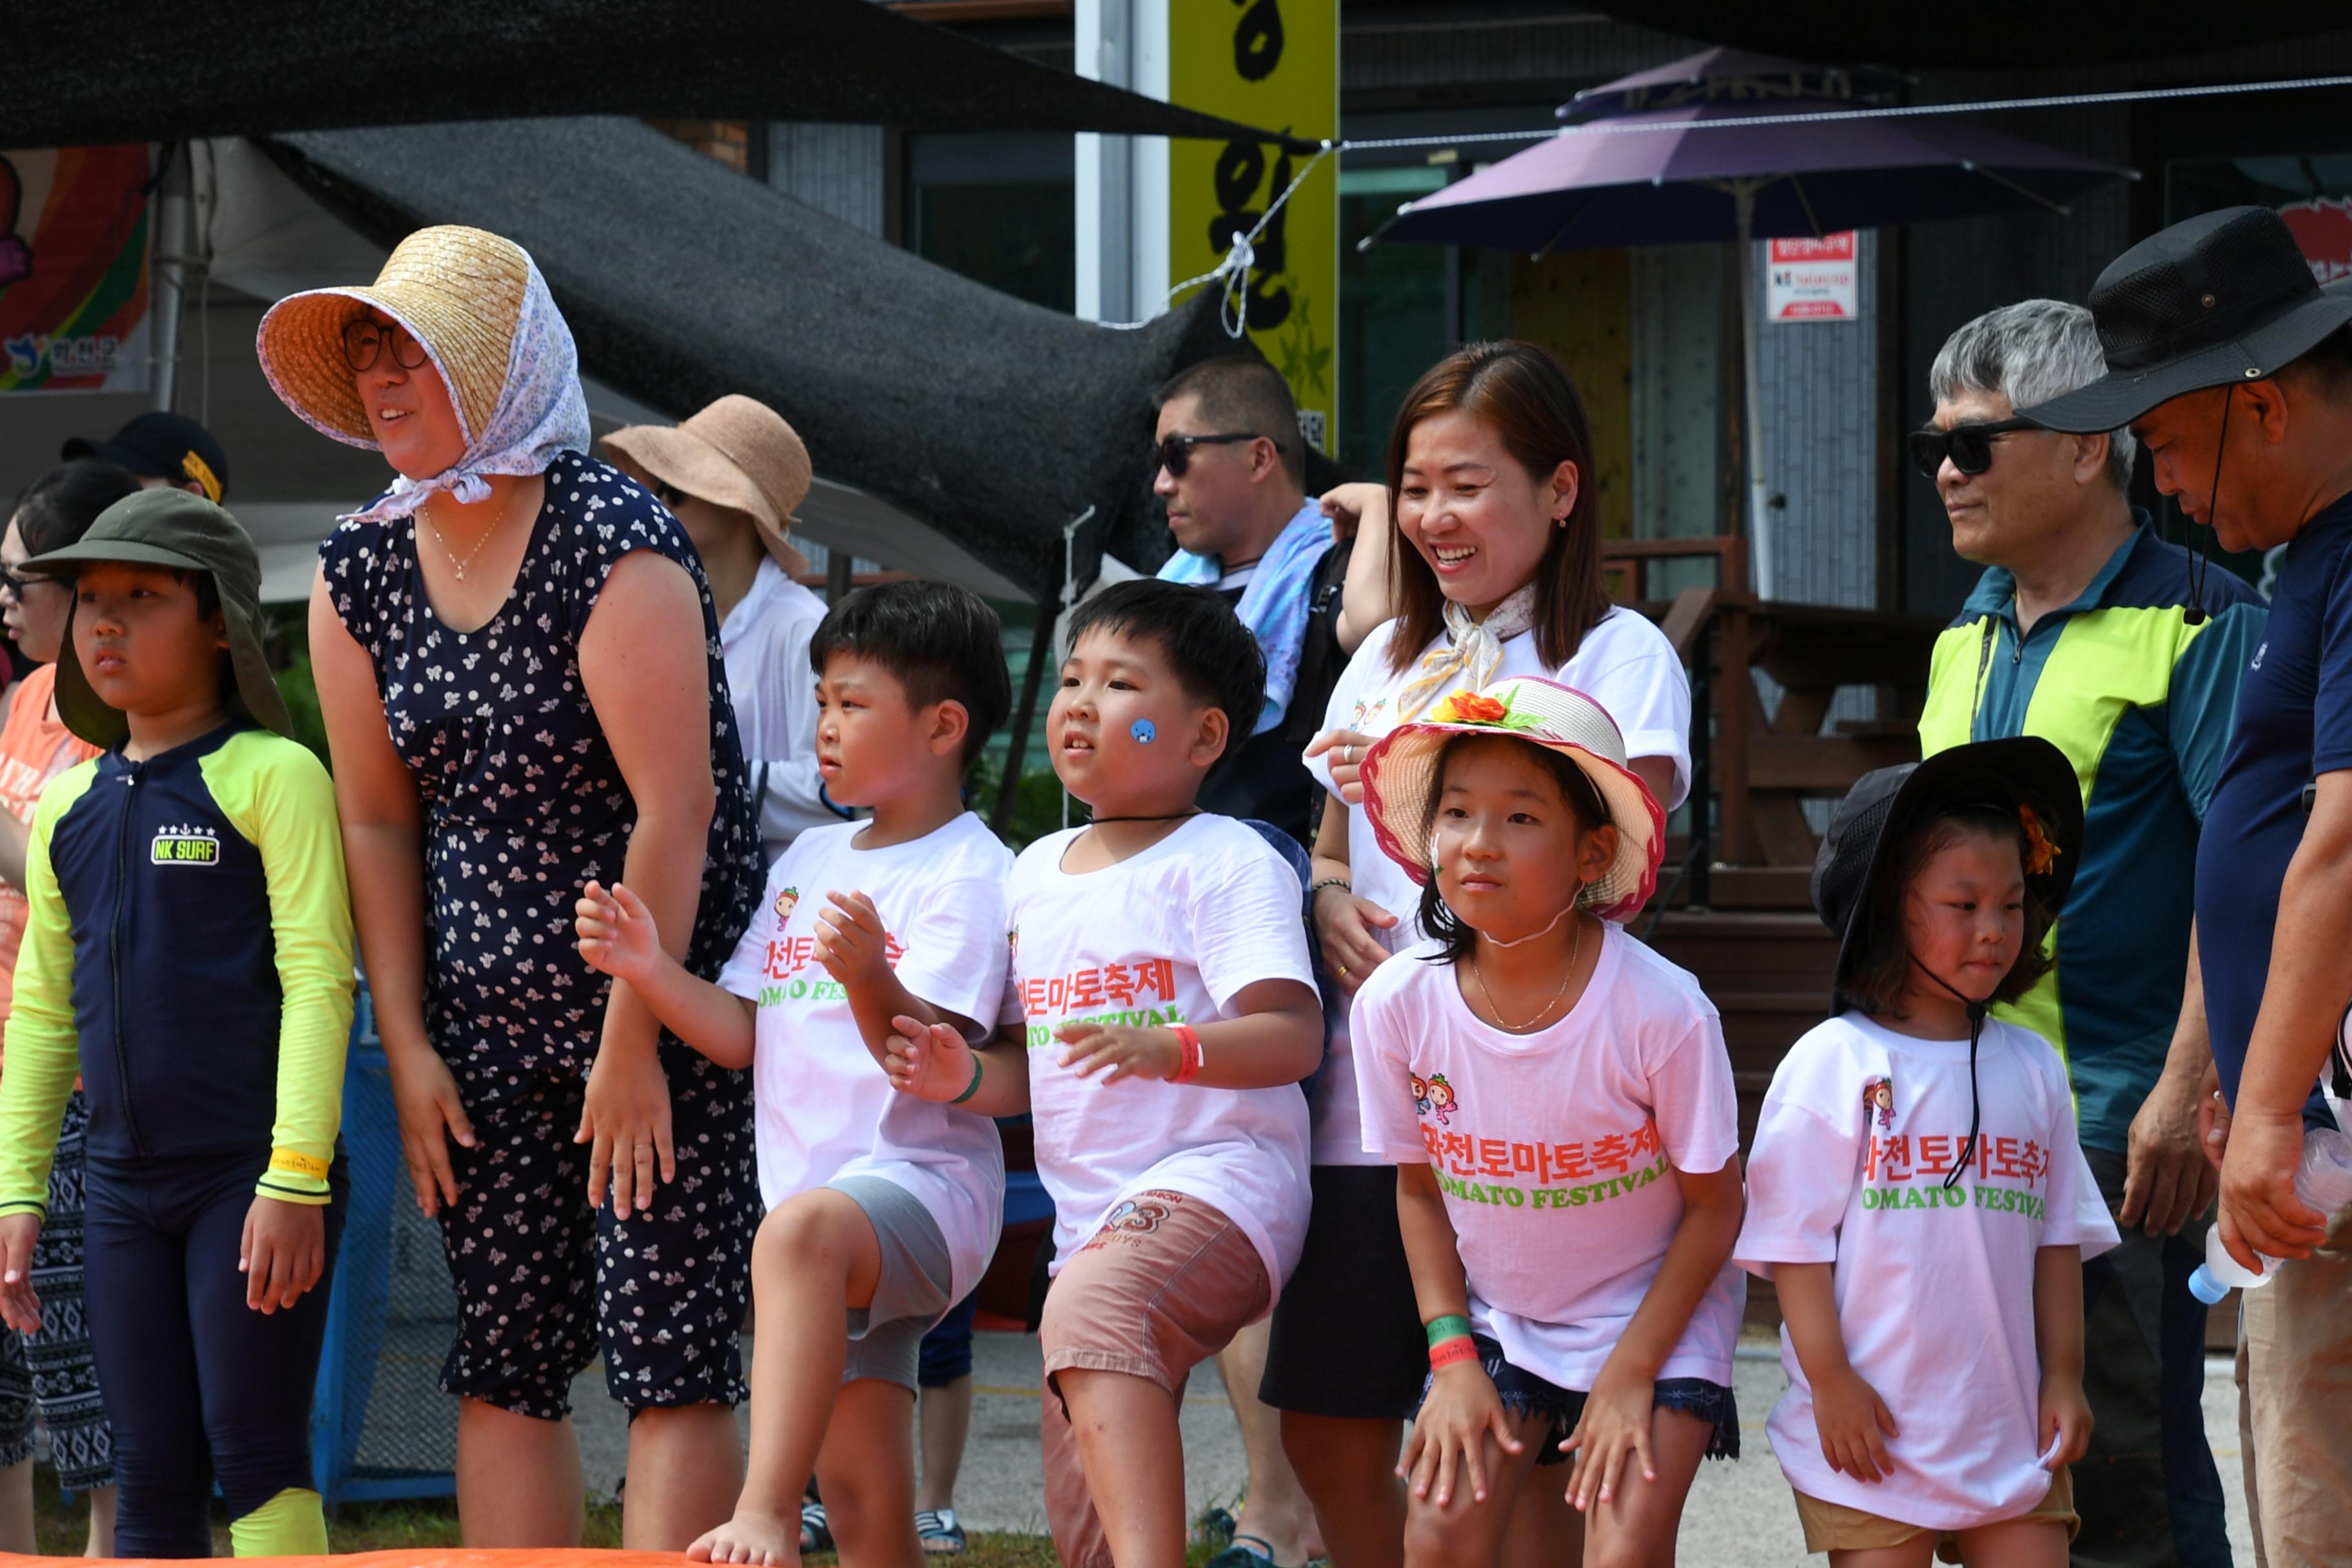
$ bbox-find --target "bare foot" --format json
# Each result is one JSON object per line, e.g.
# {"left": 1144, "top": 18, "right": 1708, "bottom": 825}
{"left": 687, "top": 1509, "right": 803, "bottom": 1566}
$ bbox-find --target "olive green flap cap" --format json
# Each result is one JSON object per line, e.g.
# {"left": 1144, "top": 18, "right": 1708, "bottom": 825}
{"left": 23, "top": 488, "right": 295, "bottom": 749}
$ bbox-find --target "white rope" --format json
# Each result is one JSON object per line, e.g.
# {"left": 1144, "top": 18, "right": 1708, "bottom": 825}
{"left": 1099, "top": 140, "right": 1336, "bottom": 335}
{"left": 1335, "top": 70, "right": 2352, "bottom": 153}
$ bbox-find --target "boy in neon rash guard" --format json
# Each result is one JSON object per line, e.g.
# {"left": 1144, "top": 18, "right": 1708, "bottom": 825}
{"left": 0, "top": 489, "right": 354, "bottom": 1558}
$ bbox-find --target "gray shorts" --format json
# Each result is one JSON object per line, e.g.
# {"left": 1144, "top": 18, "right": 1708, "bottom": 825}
{"left": 828, "top": 1175, "right": 954, "bottom": 1392}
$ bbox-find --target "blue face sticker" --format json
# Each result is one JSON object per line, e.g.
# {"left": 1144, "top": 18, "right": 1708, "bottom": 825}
{"left": 1130, "top": 719, "right": 1157, "bottom": 745}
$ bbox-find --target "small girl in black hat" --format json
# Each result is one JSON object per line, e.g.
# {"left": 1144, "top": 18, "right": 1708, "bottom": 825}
{"left": 1737, "top": 737, "right": 2121, "bottom": 1566}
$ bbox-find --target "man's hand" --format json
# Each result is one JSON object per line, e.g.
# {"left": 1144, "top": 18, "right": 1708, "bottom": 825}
{"left": 1055, "top": 1021, "right": 1181, "bottom": 1085}
{"left": 240, "top": 1197, "right": 327, "bottom": 1313}
{"left": 2217, "top": 1104, "right": 2328, "bottom": 1269}
{"left": 574, "top": 879, "right": 664, "bottom": 988}
{"left": 2121, "top": 1068, "right": 2220, "bottom": 1235}
{"left": 2197, "top": 1060, "right": 2231, "bottom": 1173}
{"left": 886, "top": 1017, "right": 975, "bottom": 1102}
{"left": 812, "top": 891, "right": 891, "bottom": 988}
{"left": 0, "top": 1213, "right": 42, "bottom": 1334}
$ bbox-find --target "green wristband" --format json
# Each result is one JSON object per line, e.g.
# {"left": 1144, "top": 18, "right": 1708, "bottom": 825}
{"left": 951, "top": 1055, "right": 985, "bottom": 1106}
{"left": 1424, "top": 1313, "right": 1473, "bottom": 1349}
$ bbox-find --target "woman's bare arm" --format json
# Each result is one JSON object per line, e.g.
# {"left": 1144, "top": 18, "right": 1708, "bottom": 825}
{"left": 576, "top": 549, "right": 721, "bottom": 1220}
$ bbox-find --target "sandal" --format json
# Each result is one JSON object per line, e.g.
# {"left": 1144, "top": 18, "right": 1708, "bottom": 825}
{"left": 799, "top": 1501, "right": 834, "bottom": 1555}
{"left": 1205, "top": 1533, "right": 1293, "bottom": 1568}
{"left": 914, "top": 1508, "right": 966, "bottom": 1554}
{"left": 1194, "top": 1507, "right": 1239, "bottom": 1550}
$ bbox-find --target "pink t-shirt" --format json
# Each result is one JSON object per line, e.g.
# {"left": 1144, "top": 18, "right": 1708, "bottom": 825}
{"left": 1351, "top": 924, "right": 1746, "bottom": 1389}
{"left": 1736, "top": 1014, "right": 2119, "bottom": 1529}
{"left": 0, "top": 666, "right": 98, "bottom": 1037}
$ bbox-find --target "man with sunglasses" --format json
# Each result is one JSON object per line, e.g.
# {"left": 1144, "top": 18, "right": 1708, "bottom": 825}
{"left": 1915, "top": 299, "right": 2262, "bottom": 1568}
{"left": 2023, "top": 207, "right": 2352, "bottom": 1568}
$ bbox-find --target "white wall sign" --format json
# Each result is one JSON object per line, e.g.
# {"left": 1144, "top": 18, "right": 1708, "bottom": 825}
{"left": 1765, "top": 231, "right": 1859, "bottom": 322}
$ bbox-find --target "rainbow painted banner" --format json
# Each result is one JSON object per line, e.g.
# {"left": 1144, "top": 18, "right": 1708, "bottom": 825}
{"left": 0, "top": 144, "right": 152, "bottom": 393}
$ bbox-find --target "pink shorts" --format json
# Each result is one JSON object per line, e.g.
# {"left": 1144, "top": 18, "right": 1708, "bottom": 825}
{"left": 1037, "top": 1190, "right": 1271, "bottom": 1568}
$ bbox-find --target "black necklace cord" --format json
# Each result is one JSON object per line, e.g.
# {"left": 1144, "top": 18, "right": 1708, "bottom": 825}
{"left": 2183, "top": 385, "right": 2237, "bottom": 627}
{"left": 1084, "top": 809, "right": 1204, "bottom": 825}
{"left": 1908, "top": 955, "right": 1990, "bottom": 1190}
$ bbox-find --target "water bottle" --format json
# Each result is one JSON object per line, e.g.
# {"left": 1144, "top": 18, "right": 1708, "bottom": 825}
{"left": 2188, "top": 1126, "right": 2352, "bottom": 1304}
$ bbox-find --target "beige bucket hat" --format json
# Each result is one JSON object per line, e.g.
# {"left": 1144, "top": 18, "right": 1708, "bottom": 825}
{"left": 1360, "top": 676, "right": 1665, "bottom": 923}
{"left": 603, "top": 396, "right": 814, "bottom": 578}
{"left": 256, "top": 226, "right": 531, "bottom": 449}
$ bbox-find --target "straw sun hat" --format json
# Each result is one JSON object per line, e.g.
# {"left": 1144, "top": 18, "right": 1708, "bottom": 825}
{"left": 602, "top": 396, "right": 815, "bottom": 578}
{"left": 256, "top": 226, "right": 531, "bottom": 449}
{"left": 1360, "top": 676, "right": 1665, "bottom": 924}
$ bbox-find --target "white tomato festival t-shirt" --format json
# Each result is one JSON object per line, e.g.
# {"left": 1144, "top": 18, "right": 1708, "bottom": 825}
{"left": 1351, "top": 925, "right": 1745, "bottom": 1389}
{"left": 1303, "top": 610, "right": 1692, "bottom": 1166}
{"left": 1004, "top": 814, "right": 1317, "bottom": 1300}
{"left": 716, "top": 813, "right": 1012, "bottom": 1304}
{"left": 1734, "top": 1014, "right": 2120, "bottom": 1531}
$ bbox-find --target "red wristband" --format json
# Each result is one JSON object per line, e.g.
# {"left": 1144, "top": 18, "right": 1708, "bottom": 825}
{"left": 1428, "top": 1335, "right": 1478, "bottom": 1370}
{"left": 1171, "top": 1024, "right": 1203, "bottom": 1083}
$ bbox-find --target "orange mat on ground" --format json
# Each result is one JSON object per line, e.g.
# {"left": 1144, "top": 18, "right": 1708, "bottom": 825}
{"left": 0, "top": 1554, "right": 685, "bottom": 1568}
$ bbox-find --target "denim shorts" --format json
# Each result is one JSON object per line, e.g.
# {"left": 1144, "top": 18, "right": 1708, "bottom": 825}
{"left": 1417, "top": 1334, "right": 1740, "bottom": 1465}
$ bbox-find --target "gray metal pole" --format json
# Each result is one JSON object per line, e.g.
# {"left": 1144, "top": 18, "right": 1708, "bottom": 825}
{"left": 150, "top": 143, "right": 188, "bottom": 413}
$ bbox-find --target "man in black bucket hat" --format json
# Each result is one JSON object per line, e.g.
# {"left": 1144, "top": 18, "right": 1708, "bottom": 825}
{"left": 2025, "top": 204, "right": 2352, "bottom": 1566}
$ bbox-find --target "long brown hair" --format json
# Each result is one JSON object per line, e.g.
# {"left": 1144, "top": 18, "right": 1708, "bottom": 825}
{"left": 1382, "top": 340, "right": 1610, "bottom": 676}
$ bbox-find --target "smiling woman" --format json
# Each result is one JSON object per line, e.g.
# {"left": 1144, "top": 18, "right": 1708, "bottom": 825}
{"left": 255, "top": 226, "right": 764, "bottom": 1552}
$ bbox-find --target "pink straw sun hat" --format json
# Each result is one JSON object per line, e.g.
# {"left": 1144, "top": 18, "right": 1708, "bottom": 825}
{"left": 1358, "top": 676, "right": 1665, "bottom": 924}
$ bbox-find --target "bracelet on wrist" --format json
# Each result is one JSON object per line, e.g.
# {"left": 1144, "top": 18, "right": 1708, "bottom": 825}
{"left": 1428, "top": 1336, "right": 1480, "bottom": 1371}
{"left": 1309, "top": 877, "right": 1351, "bottom": 908}
{"left": 950, "top": 1054, "right": 985, "bottom": 1105}
{"left": 1171, "top": 1024, "right": 1205, "bottom": 1084}
{"left": 1424, "top": 1313, "right": 1474, "bottom": 1349}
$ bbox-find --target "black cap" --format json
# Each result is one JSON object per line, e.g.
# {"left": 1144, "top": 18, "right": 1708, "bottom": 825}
{"left": 62, "top": 412, "right": 231, "bottom": 504}
{"left": 21, "top": 489, "right": 291, "bottom": 749}
{"left": 2021, "top": 206, "right": 2352, "bottom": 435}
{"left": 1812, "top": 738, "right": 2083, "bottom": 1010}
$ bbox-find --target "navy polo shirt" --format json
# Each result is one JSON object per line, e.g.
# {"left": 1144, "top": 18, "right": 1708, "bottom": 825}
{"left": 2195, "top": 490, "right": 2352, "bottom": 1106}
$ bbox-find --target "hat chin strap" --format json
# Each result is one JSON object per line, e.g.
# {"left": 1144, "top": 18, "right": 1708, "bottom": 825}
{"left": 1908, "top": 956, "right": 1989, "bottom": 1190}
{"left": 1484, "top": 899, "right": 1579, "bottom": 950}
{"left": 2183, "top": 384, "right": 2237, "bottom": 627}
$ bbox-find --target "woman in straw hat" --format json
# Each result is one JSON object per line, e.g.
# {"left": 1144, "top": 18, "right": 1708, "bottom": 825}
{"left": 605, "top": 395, "right": 838, "bottom": 864}
{"left": 259, "top": 226, "right": 763, "bottom": 1549}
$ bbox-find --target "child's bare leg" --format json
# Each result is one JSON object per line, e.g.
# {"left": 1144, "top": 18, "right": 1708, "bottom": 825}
{"left": 84, "top": 1482, "right": 118, "bottom": 1557}
{"left": 1828, "top": 1543, "right": 1937, "bottom": 1568}
{"left": 1059, "top": 1368, "right": 1188, "bottom": 1568}
{"left": 691, "top": 1192, "right": 883, "bottom": 1566}
{"left": 1279, "top": 1413, "right": 1405, "bottom": 1568}
{"left": 1400, "top": 1410, "right": 1547, "bottom": 1568}
{"left": 814, "top": 1379, "right": 923, "bottom": 1568}
{"left": 1948, "top": 1517, "right": 2070, "bottom": 1567}
{"left": 0, "top": 1455, "right": 33, "bottom": 1556}
{"left": 1501, "top": 1468, "right": 1576, "bottom": 1568}
{"left": 1573, "top": 1406, "right": 1710, "bottom": 1568}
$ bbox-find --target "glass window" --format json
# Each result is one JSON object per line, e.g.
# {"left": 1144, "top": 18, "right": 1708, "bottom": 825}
{"left": 906, "top": 132, "right": 1076, "bottom": 313}
{"left": 1338, "top": 164, "right": 1451, "bottom": 476}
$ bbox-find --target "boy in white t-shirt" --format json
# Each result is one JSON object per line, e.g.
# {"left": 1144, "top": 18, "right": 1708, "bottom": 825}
{"left": 1348, "top": 677, "right": 1745, "bottom": 1568}
{"left": 887, "top": 580, "right": 1324, "bottom": 1568}
{"left": 572, "top": 580, "right": 1015, "bottom": 1568}
{"left": 1736, "top": 738, "right": 2119, "bottom": 1565}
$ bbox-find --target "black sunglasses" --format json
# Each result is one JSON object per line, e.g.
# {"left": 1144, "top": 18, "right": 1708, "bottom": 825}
{"left": 342, "top": 318, "right": 431, "bottom": 374}
{"left": 1908, "top": 417, "right": 2038, "bottom": 480}
{"left": 0, "top": 565, "right": 59, "bottom": 597}
{"left": 1153, "top": 431, "right": 1284, "bottom": 479}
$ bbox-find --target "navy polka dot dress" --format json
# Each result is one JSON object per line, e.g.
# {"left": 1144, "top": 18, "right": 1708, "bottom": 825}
{"left": 321, "top": 451, "right": 763, "bottom": 1415}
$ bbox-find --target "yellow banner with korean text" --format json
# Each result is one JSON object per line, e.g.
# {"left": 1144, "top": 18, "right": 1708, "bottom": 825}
{"left": 1167, "top": 0, "right": 1338, "bottom": 458}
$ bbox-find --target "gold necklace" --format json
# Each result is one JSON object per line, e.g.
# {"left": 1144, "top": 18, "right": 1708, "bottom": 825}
{"left": 1469, "top": 911, "right": 1583, "bottom": 1032}
{"left": 423, "top": 489, "right": 514, "bottom": 582}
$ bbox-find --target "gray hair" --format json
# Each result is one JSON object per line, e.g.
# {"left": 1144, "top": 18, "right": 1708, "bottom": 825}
{"left": 1928, "top": 299, "right": 2136, "bottom": 489}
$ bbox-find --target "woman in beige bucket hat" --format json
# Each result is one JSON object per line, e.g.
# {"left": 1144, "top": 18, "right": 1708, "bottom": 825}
{"left": 257, "top": 225, "right": 764, "bottom": 1550}
{"left": 605, "top": 397, "right": 843, "bottom": 862}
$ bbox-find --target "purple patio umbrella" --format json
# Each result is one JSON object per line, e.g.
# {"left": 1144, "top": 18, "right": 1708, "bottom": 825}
{"left": 1373, "top": 49, "right": 2135, "bottom": 596}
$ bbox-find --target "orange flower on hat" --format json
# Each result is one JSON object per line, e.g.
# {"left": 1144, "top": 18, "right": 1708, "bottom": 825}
{"left": 2019, "top": 806, "right": 2062, "bottom": 877}
{"left": 1434, "top": 690, "right": 1510, "bottom": 725}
